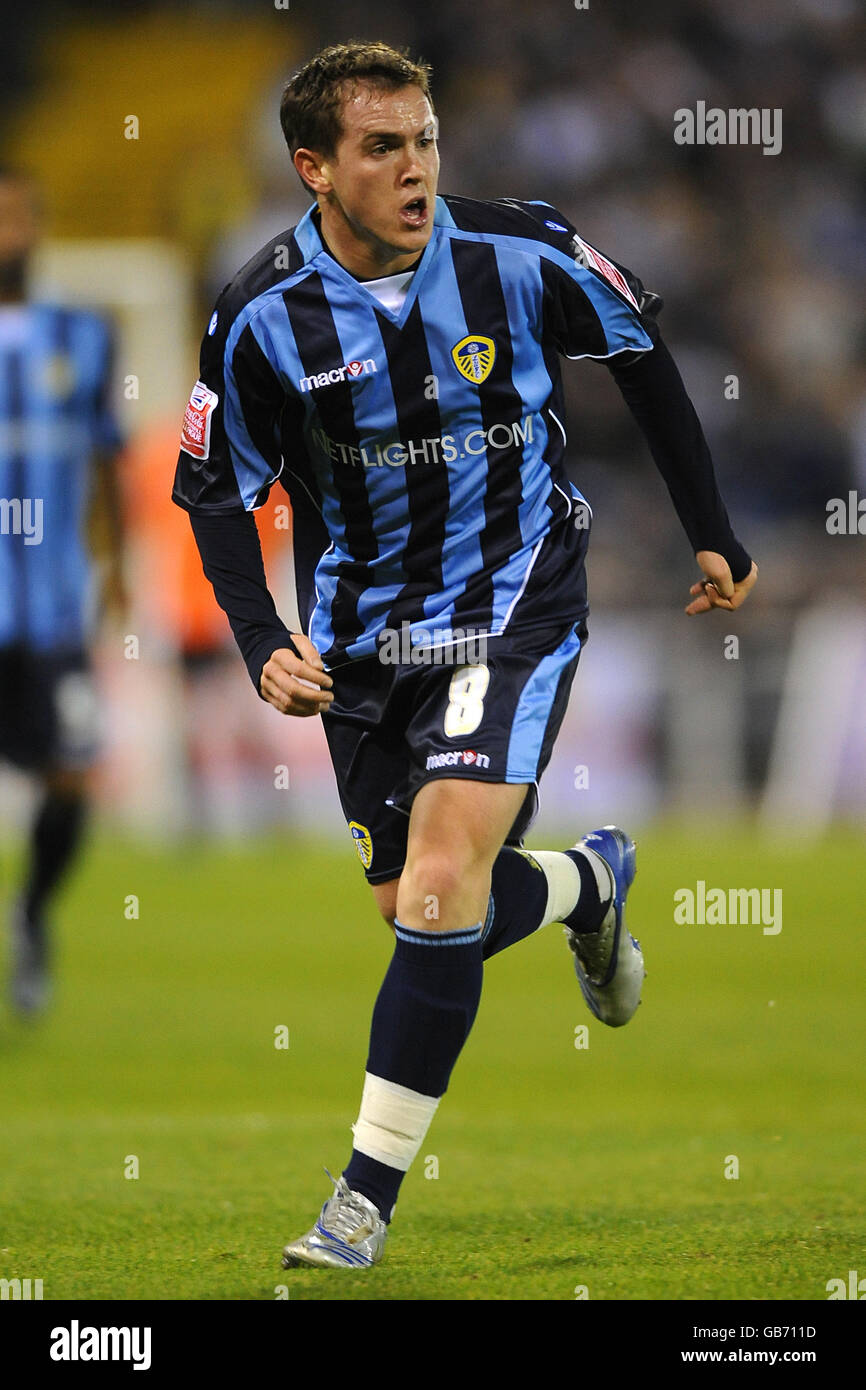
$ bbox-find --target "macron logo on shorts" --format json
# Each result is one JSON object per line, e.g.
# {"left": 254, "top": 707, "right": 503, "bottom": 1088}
{"left": 426, "top": 750, "right": 490, "bottom": 771}
{"left": 181, "top": 380, "right": 219, "bottom": 459}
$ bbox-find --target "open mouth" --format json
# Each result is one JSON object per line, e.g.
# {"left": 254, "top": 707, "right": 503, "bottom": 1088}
{"left": 399, "top": 196, "right": 428, "bottom": 228}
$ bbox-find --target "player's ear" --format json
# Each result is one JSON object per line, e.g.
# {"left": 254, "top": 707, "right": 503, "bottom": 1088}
{"left": 294, "top": 147, "right": 332, "bottom": 195}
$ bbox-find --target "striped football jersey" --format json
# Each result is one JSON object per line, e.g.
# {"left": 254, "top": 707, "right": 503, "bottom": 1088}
{"left": 173, "top": 194, "right": 654, "bottom": 666}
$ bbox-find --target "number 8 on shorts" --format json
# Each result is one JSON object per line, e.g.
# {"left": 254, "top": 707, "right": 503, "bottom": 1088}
{"left": 444, "top": 664, "right": 490, "bottom": 737}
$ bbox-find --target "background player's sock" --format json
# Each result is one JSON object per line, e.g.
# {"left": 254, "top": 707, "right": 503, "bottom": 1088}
{"left": 481, "top": 845, "right": 612, "bottom": 960}
{"left": 342, "top": 920, "right": 483, "bottom": 1220}
{"left": 22, "top": 791, "right": 87, "bottom": 922}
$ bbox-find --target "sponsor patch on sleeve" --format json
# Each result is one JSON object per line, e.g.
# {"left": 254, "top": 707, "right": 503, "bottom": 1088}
{"left": 571, "top": 236, "right": 640, "bottom": 311}
{"left": 181, "top": 380, "right": 219, "bottom": 459}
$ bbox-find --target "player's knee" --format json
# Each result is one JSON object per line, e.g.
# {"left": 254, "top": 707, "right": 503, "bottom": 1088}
{"left": 400, "top": 848, "right": 485, "bottom": 916}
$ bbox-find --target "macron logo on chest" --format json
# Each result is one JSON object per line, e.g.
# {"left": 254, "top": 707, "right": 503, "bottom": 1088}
{"left": 298, "top": 358, "right": 377, "bottom": 393}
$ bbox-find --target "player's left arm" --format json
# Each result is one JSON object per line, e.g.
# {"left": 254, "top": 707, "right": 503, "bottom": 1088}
{"left": 604, "top": 316, "right": 758, "bottom": 616}
{"left": 515, "top": 200, "right": 757, "bottom": 615}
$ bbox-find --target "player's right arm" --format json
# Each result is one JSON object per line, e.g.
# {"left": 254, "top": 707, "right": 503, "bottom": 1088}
{"left": 172, "top": 293, "right": 333, "bottom": 716}
{"left": 183, "top": 509, "right": 333, "bottom": 716}
{"left": 259, "top": 635, "right": 333, "bottom": 717}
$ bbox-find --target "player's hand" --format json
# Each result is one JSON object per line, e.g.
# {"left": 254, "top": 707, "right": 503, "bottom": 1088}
{"left": 260, "top": 634, "right": 334, "bottom": 716}
{"left": 685, "top": 551, "right": 758, "bottom": 616}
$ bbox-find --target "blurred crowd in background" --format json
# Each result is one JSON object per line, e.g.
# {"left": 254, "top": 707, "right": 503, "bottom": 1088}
{"left": 1, "top": 0, "right": 864, "bottom": 839}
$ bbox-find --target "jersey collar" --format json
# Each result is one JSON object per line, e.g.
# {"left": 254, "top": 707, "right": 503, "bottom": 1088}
{"left": 293, "top": 195, "right": 454, "bottom": 267}
{"left": 292, "top": 198, "right": 451, "bottom": 328}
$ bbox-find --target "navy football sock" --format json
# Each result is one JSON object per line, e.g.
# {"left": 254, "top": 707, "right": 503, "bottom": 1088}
{"left": 561, "top": 847, "right": 612, "bottom": 934}
{"left": 481, "top": 847, "right": 549, "bottom": 960}
{"left": 23, "top": 791, "right": 87, "bottom": 921}
{"left": 343, "top": 921, "right": 483, "bottom": 1220}
{"left": 340, "top": 1148, "right": 402, "bottom": 1224}
{"left": 482, "top": 844, "right": 613, "bottom": 958}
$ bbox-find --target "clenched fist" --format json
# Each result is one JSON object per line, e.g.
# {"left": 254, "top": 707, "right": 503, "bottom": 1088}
{"left": 260, "top": 633, "right": 335, "bottom": 716}
{"left": 685, "top": 551, "right": 758, "bottom": 616}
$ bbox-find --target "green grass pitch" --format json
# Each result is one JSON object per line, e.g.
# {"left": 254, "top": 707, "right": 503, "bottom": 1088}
{"left": 1, "top": 827, "right": 864, "bottom": 1301}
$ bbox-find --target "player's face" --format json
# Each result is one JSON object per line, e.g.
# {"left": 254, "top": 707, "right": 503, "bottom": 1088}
{"left": 0, "top": 177, "right": 39, "bottom": 295}
{"left": 318, "top": 83, "right": 439, "bottom": 274}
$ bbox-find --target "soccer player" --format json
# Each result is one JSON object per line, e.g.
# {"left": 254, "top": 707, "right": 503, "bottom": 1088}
{"left": 173, "top": 42, "right": 757, "bottom": 1268}
{"left": 0, "top": 167, "right": 125, "bottom": 1014}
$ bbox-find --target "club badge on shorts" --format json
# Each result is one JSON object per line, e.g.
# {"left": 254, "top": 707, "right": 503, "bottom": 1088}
{"left": 349, "top": 822, "right": 373, "bottom": 870}
{"left": 451, "top": 335, "right": 495, "bottom": 384}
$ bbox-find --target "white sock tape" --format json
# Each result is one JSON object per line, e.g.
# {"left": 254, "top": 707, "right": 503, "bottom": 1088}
{"left": 530, "top": 849, "right": 582, "bottom": 927}
{"left": 351, "top": 1071, "right": 441, "bottom": 1172}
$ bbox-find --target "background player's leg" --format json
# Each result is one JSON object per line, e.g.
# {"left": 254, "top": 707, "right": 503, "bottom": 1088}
{"left": 340, "top": 777, "right": 526, "bottom": 1221}
{"left": 23, "top": 767, "right": 88, "bottom": 920}
{"left": 12, "top": 766, "right": 88, "bottom": 1013}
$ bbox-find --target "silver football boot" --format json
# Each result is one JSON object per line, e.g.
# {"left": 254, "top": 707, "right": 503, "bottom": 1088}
{"left": 281, "top": 1172, "right": 388, "bottom": 1269}
{"left": 564, "top": 826, "right": 645, "bottom": 1028}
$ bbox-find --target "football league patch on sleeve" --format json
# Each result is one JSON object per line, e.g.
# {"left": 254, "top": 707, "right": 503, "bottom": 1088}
{"left": 181, "top": 380, "right": 219, "bottom": 459}
{"left": 571, "top": 235, "right": 640, "bottom": 311}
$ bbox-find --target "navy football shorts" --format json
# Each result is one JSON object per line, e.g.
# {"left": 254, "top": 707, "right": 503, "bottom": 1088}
{"left": 321, "top": 615, "right": 587, "bottom": 884}
{"left": 0, "top": 644, "right": 100, "bottom": 772}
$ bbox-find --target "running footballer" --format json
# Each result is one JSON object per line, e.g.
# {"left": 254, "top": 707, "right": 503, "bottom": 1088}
{"left": 173, "top": 41, "right": 757, "bottom": 1269}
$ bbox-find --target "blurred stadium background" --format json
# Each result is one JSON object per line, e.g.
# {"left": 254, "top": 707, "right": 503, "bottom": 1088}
{"left": 1, "top": 0, "right": 865, "bottom": 840}
{"left": 1, "top": 0, "right": 865, "bottom": 1302}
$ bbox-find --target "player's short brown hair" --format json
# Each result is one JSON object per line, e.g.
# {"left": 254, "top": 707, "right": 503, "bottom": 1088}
{"left": 280, "top": 41, "right": 433, "bottom": 196}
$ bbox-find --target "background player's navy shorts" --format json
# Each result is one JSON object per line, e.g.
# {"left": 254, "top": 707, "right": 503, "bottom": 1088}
{"left": 0, "top": 644, "right": 100, "bottom": 772}
{"left": 321, "top": 615, "right": 587, "bottom": 884}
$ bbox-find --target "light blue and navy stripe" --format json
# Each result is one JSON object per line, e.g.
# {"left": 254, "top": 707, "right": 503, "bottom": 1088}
{"left": 174, "top": 193, "right": 652, "bottom": 667}
{"left": 393, "top": 920, "right": 482, "bottom": 949}
{"left": 0, "top": 304, "right": 121, "bottom": 650}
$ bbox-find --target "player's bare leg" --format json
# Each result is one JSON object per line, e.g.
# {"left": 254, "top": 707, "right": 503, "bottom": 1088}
{"left": 396, "top": 776, "right": 528, "bottom": 931}
{"left": 374, "top": 822, "right": 643, "bottom": 1023}
{"left": 371, "top": 877, "right": 399, "bottom": 930}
